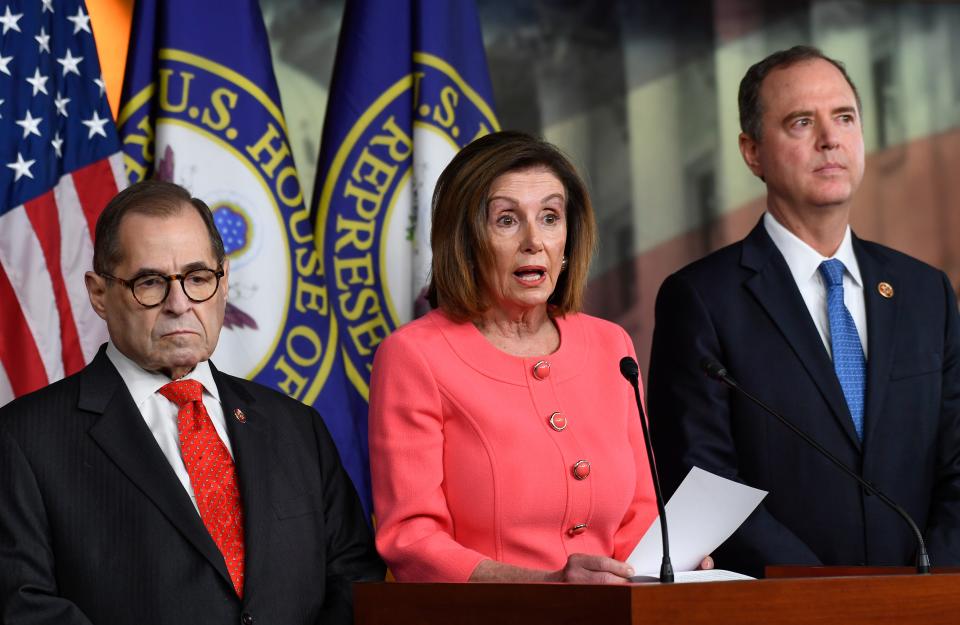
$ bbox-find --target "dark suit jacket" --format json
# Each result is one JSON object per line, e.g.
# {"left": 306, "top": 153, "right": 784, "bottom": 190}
{"left": 648, "top": 220, "right": 960, "bottom": 577}
{"left": 0, "top": 347, "right": 384, "bottom": 624}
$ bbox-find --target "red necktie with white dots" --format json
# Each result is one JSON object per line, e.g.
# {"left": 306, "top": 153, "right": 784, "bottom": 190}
{"left": 159, "top": 379, "right": 245, "bottom": 597}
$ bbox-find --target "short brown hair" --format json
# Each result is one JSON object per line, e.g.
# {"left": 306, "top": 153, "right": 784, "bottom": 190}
{"left": 427, "top": 131, "right": 596, "bottom": 321}
{"left": 93, "top": 180, "right": 225, "bottom": 274}
{"left": 739, "top": 45, "right": 862, "bottom": 141}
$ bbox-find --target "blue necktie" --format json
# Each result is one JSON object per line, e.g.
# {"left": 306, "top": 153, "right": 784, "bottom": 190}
{"left": 818, "top": 259, "right": 865, "bottom": 440}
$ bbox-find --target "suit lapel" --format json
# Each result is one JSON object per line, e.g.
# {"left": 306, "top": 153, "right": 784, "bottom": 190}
{"left": 740, "top": 221, "right": 862, "bottom": 449}
{"left": 83, "top": 349, "right": 234, "bottom": 589}
{"left": 214, "top": 365, "right": 272, "bottom": 602}
{"left": 855, "top": 237, "right": 899, "bottom": 446}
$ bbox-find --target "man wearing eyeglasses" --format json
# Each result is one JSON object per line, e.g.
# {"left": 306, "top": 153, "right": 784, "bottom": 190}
{"left": 0, "top": 180, "right": 384, "bottom": 625}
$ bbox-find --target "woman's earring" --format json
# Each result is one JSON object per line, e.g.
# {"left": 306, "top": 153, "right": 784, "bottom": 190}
{"left": 561, "top": 256, "right": 568, "bottom": 271}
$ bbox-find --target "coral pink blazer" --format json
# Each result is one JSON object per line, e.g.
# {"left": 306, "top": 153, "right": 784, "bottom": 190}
{"left": 369, "top": 309, "right": 657, "bottom": 581}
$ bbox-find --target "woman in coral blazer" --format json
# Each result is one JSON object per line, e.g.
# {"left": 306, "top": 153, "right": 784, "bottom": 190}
{"left": 369, "top": 131, "right": 697, "bottom": 582}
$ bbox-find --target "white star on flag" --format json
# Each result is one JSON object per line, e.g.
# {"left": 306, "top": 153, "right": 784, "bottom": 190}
{"left": 15, "top": 111, "right": 42, "bottom": 139}
{"left": 51, "top": 131, "right": 64, "bottom": 157}
{"left": 93, "top": 76, "right": 106, "bottom": 97}
{"left": 36, "top": 27, "right": 51, "bottom": 54}
{"left": 26, "top": 67, "right": 49, "bottom": 96}
{"left": 1, "top": 0, "right": 127, "bottom": 410}
{"left": 0, "top": 6, "right": 23, "bottom": 34}
{"left": 6, "top": 152, "right": 36, "bottom": 181}
{"left": 82, "top": 111, "right": 109, "bottom": 138}
{"left": 54, "top": 93, "right": 70, "bottom": 117}
{"left": 66, "top": 6, "right": 91, "bottom": 34}
{"left": 57, "top": 49, "right": 83, "bottom": 76}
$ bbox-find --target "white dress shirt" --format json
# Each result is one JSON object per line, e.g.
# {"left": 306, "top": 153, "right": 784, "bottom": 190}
{"left": 106, "top": 342, "right": 233, "bottom": 513}
{"left": 763, "top": 212, "right": 868, "bottom": 359}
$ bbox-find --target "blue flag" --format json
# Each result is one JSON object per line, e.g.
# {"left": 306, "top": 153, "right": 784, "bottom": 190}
{"left": 312, "top": 0, "right": 499, "bottom": 513}
{"left": 117, "top": 0, "right": 371, "bottom": 511}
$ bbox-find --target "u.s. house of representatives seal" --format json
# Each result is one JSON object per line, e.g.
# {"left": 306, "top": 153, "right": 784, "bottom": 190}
{"left": 316, "top": 52, "right": 499, "bottom": 399}
{"left": 119, "top": 49, "right": 337, "bottom": 405}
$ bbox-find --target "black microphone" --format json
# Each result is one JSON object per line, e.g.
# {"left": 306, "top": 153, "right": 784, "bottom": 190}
{"left": 619, "top": 356, "right": 674, "bottom": 583}
{"left": 700, "top": 357, "right": 931, "bottom": 574}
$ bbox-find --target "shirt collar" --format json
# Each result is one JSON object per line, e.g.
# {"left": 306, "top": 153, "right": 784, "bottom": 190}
{"left": 763, "top": 212, "right": 862, "bottom": 287}
{"left": 105, "top": 342, "right": 220, "bottom": 409}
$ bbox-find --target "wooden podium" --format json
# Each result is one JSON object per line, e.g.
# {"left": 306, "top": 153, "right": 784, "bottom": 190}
{"left": 354, "top": 571, "right": 960, "bottom": 624}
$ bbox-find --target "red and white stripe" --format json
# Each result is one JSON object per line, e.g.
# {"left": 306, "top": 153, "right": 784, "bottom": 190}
{"left": 0, "top": 153, "right": 127, "bottom": 407}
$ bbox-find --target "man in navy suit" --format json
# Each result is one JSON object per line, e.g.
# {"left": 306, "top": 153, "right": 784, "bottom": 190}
{"left": 0, "top": 180, "right": 384, "bottom": 624}
{"left": 648, "top": 46, "right": 960, "bottom": 577}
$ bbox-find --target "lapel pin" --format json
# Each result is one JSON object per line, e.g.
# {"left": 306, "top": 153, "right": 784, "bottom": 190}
{"left": 877, "top": 282, "right": 894, "bottom": 299}
{"left": 233, "top": 408, "right": 247, "bottom": 423}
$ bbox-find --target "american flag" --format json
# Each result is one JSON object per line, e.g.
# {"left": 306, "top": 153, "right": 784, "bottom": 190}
{"left": 0, "top": 0, "right": 126, "bottom": 406}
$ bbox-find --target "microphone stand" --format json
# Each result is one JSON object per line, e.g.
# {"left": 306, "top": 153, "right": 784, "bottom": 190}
{"left": 701, "top": 358, "right": 931, "bottom": 574}
{"left": 620, "top": 357, "right": 674, "bottom": 583}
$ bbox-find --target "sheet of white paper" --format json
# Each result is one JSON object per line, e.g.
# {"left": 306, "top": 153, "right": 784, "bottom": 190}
{"left": 626, "top": 466, "right": 766, "bottom": 575}
{"left": 630, "top": 569, "right": 754, "bottom": 583}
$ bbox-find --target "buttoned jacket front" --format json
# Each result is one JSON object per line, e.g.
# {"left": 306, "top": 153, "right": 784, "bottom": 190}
{"left": 647, "top": 220, "right": 960, "bottom": 576}
{"left": 0, "top": 347, "right": 384, "bottom": 625}
{"left": 369, "top": 309, "right": 657, "bottom": 581}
